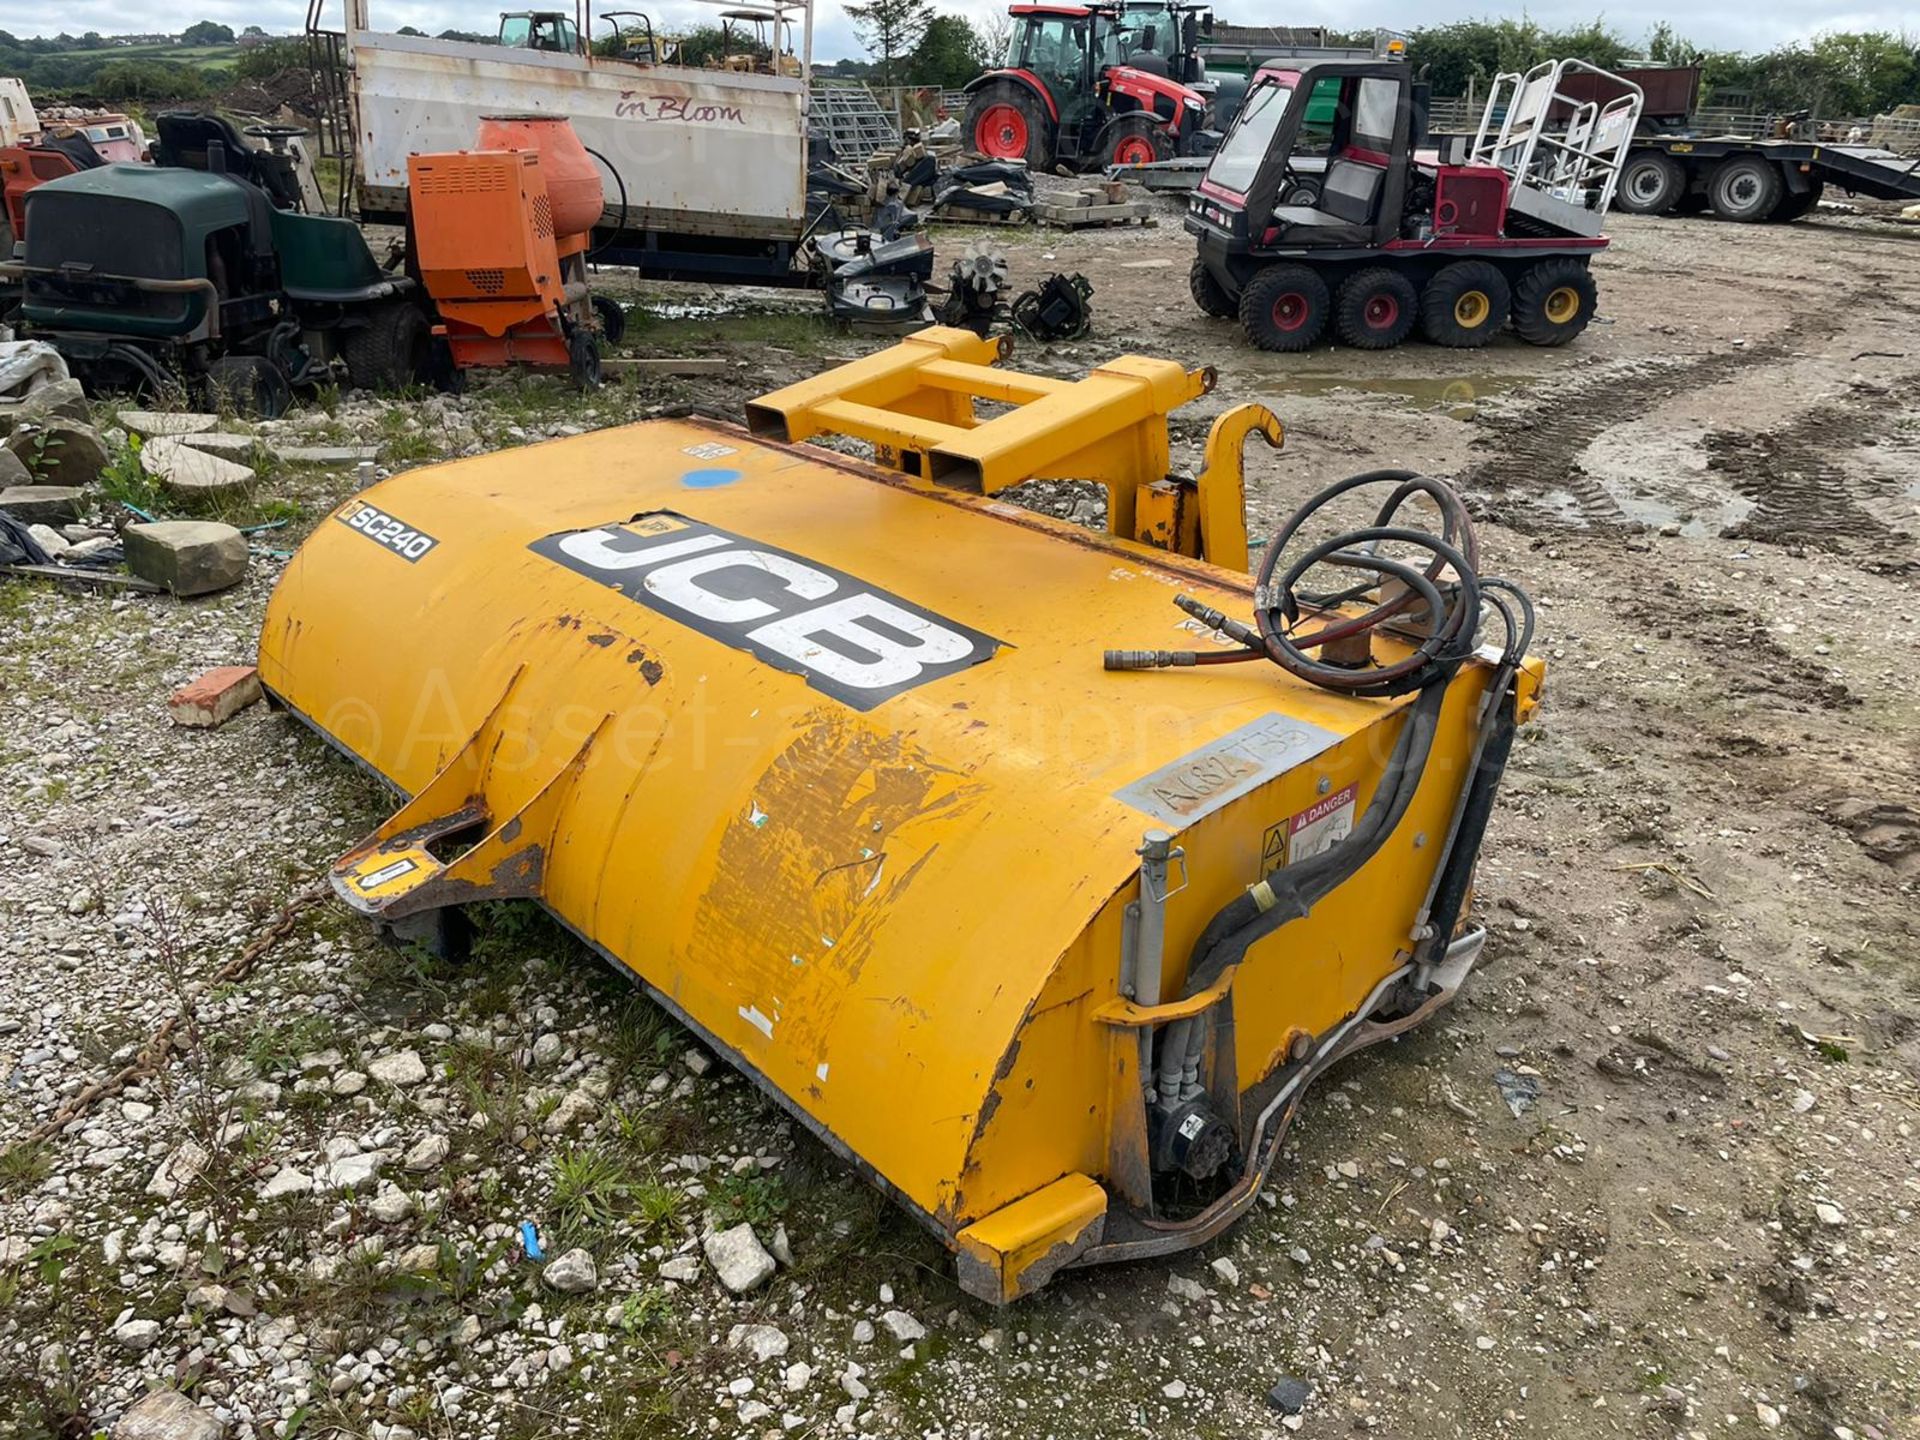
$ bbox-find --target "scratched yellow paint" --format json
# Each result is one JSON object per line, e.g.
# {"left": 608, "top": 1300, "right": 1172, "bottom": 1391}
{"left": 259, "top": 408, "right": 1536, "bottom": 1296}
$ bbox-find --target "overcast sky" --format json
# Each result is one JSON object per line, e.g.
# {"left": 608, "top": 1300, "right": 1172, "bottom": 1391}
{"left": 0, "top": 0, "right": 1908, "bottom": 57}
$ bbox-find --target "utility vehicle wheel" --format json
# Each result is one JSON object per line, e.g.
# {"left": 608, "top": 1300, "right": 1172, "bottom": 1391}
{"left": 1099, "top": 115, "right": 1169, "bottom": 168}
{"left": 591, "top": 292, "right": 627, "bottom": 345}
{"left": 1333, "top": 267, "right": 1418, "bottom": 349}
{"left": 964, "top": 84, "right": 1052, "bottom": 170}
{"left": 342, "top": 302, "right": 430, "bottom": 392}
{"left": 206, "top": 355, "right": 292, "bottom": 419}
{"left": 1189, "top": 256, "right": 1235, "bottom": 318}
{"left": 1511, "top": 260, "right": 1597, "bottom": 347}
{"left": 1708, "top": 156, "right": 1784, "bottom": 222}
{"left": 1238, "top": 264, "right": 1329, "bottom": 353}
{"left": 1420, "top": 261, "right": 1511, "bottom": 349}
{"left": 1616, "top": 151, "right": 1687, "bottom": 214}
{"left": 1768, "top": 179, "right": 1824, "bottom": 222}
{"left": 568, "top": 327, "right": 602, "bottom": 391}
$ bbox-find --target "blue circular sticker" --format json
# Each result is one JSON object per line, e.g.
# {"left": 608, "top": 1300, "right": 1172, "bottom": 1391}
{"left": 681, "top": 467, "right": 742, "bottom": 489}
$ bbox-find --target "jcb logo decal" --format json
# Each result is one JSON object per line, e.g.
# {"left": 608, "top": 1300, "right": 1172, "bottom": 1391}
{"left": 531, "top": 514, "right": 1002, "bottom": 710}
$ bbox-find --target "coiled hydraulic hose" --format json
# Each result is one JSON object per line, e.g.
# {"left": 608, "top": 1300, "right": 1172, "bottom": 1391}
{"left": 1106, "top": 470, "right": 1535, "bottom": 1103}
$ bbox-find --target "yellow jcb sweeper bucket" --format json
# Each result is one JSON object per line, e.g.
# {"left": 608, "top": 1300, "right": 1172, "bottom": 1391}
{"left": 259, "top": 331, "right": 1540, "bottom": 1302}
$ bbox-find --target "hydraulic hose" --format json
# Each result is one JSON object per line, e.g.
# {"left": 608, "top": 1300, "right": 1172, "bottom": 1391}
{"left": 1106, "top": 470, "right": 1534, "bottom": 1113}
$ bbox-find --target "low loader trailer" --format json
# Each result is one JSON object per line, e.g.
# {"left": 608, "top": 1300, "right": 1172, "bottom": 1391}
{"left": 261, "top": 330, "right": 1540, "bottom": 1301}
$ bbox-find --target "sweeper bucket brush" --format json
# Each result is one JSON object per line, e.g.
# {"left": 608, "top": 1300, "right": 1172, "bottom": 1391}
{"left": 259, "top": 329, "right": 1541, "bottom": 1303}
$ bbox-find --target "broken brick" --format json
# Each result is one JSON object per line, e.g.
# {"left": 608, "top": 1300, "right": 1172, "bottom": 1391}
{"left": 168, "top": 665, "right": 264, "bottom": 729}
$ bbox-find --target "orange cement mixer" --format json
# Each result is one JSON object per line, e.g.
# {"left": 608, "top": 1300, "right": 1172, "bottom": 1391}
{"left": 408, "top": 115, "right": 619, "bottom": 388}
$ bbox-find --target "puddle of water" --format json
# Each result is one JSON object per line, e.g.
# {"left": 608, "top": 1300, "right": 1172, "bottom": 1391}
{"left": 1267, "top": 373, "right": 1530, "bottom": 420}
{"left": 1583, "top": 424, "right": 1757, "bottom": 537}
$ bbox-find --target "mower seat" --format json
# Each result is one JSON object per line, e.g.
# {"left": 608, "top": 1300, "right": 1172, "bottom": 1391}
{"left": 155, "top": 111, "right": 302, "bottom": 211}
{"left": 1268, "top": 154, "right": 1383, "bottom": 244}
{"left": 40, "top": 131, "right": 105, "bottom": 171}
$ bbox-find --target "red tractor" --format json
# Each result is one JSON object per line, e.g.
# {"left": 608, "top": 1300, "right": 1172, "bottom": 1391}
{"left": 963, "top": 2, "right": 1214, "bottom": 171}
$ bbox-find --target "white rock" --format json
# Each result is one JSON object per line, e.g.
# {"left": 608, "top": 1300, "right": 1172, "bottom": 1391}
{"left": 852, "top": 1319, "right": 874, "bottom": 1344}
{"left": 659, "top": 1253, "right": 702, "bottom": 1283}
{"left": 683, "top": 1047, "right": 713, "bottom": 1077}
{"left": 770, "top": 1222, "right": 794, "bottom": 1267}
{"left": 543, "top": 1248, "right": 598, "bottom": 1294}
{"left": 115, "top": 1318, "right": 163, "bottom": 1353}
{"left": 1209, "top": 1257, "right": 1240, "bottom": 1287}
{"left": 739, "top": 1400, "right": 772, "bottom": 1424}
{"left": 728, "top": 1377, "right": 755, "bottom": 1397}
{"left": 110, "top": 1388, "right": 226, "bottom": 1440}
{"left": 531, "top": 1033, "right": 563, "bottom": 1068}
{"left": 731, "top": 1323, "right": 791, "bottom": 1363}
{"left": 332, "top": 1071, "right": 368, "bottom": 1096}
{"left": 368, "top": 1049, "right": 428, "bottom": 1086}
{"left": 403, "top": 1133, "right": 450, "bottom": 1171}
{"left": 547, "top": 1342, "right": 574, "bottom": 1371}
{"left": 1756, "top": 1403, "right": 1782, "bottom": 1429}
{"left": 542, "top": 1086, "right": 598, "bottom": 1134}
{"left": 145, "top": 1140, "right": 209, "bottom": 1199}
{"left": 704, "top": 1222, "right": 776, "bottom": 1294}
{"left": 879, "top": 1310, "right": 926, "bottom": 1343}
{"left": 1815, "top": 1202, "right": 1846, "bottom": 1228}
{"left": 260, "top": 1167, "right": 314, "bottom": 1200}
{"left": 1166, "top": 1274, "right": 1206, "bottom": 1303}
{"left": 783, "top": 1361, "right": 813, "bottom": 1392}
{"left": 1162, "top": 1379, "right": 1188, "bottom": 1400}
{"left": 369, "top": 1188, "right": 414, "bottom": 1224}
{"left": 324, "top": 1154, "right": 379, "bottom": 1193}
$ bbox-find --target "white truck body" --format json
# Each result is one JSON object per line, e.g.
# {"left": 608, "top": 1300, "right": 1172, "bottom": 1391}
{"left": 344, "top": 5, "right": 812, "bottom": 242}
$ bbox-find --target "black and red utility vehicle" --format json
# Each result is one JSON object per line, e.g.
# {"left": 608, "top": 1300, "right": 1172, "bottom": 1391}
{"left": 963, "top": 1, "right": 1215, "bottom": 171}
{"left": 1186, "top": 58, "right": 1643, "bottom": 351}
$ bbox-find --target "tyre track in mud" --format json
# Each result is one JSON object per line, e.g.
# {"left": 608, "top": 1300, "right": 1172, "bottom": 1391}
{"left": 1712, "top": 375, "right": 1920, "bottom": 550}
{"left": 1459, "top": 287, "right": 1874, "bottom": 540}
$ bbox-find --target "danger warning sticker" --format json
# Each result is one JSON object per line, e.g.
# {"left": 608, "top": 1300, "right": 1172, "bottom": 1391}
{"left": 1260, "top": 784, "right": 1358, "bottom": 873}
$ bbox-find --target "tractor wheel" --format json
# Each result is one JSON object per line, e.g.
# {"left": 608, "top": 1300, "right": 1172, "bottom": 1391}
{"left": 205, "top": 355, "right": 292, "bottom": 419}
{"left": 591, "top": 292, "right": 627, "bottom": 345}
{"left": 965, "top": 84, "right": 1053, "bottom": 170}
{"left": 1511, "top": 259, "right": 1598, "bottom": 347}
{"left": 1707, "top": 156, "right": 1784, "bottom": 222}
{"left": 1615, "top": 151, "right": 1687, "bottom": 215}
{"left": 1419, "top": 260, "right": 1511, "bottom": 349}
{"left": 1238, "top": 263, "right": 1329, "bottom": 352}
{"left": 1189, "top": 256, "right": 1235, "bottom": 318}
{"left": 1099, "top": 115, "right": 1169, "bottom": 168}
{"left": 1333, "top": 267, "right": 1418, "bottom": 350}
{"left": 1768, "top": 179, "right": 1824, "bottom": 222}
{"left": 568, "top": 327, "right": 602, "bottom": 391}
{"left": 342, "top": 302, "right": 430, "bottom": 392}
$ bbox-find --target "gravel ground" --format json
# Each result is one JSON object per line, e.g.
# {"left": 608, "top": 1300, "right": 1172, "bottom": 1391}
{"left": 2, "top": 197, "right": 1917, "bottom": 1440}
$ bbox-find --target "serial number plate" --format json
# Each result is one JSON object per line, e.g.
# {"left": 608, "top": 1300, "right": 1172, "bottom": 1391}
{"left": 336, "top": 499, "right": 438, "bottom": 562}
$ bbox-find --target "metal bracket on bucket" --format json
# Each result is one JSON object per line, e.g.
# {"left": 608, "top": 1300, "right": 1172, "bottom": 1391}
{"left": 331, "top": 666, "right": 609, "bottom": 920}
{"left": 744, "top": 326, "right": 1278, "bottom": 571}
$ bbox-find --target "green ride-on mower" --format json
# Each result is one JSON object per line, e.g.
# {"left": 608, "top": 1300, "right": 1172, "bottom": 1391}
{"left": 3, "top": 113, "right": 432, "bottom": 417}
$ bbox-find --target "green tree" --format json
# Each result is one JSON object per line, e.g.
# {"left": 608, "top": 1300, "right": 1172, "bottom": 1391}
{"left": 92, "top": 57, "right": 211, "bottom": 100}
{"left": 907, "top": 13, "right": 984, "bottom": 87}
{"left": 672, "top": 23, "right": 768, "bottom": 68}
{"left": 180, "top": 20, "right": 236, "bottom": 45}
{"left": 846, "top": 0, "right": 932, "bottom": 86}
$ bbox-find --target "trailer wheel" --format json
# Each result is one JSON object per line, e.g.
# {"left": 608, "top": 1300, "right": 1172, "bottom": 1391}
{"left": 964, "top": 84, "right": 1053, "bottom": 170}
{"left": 1511, "top": 260, "right": 1597, "bottom": 347}
{"left": 1616, "top": 151, "right": 1687, "bottom": 214}
{"left": 1769, "top": 178, "right": 1824, "bottom": 222}
{"left": 590, "top": 293, "right": 627, "bottom": 345}
{"left": 1189, "top": 256, "right": 1235, "bottom": 318}
{"left": 1239, "top": 263, "right": 1329, "bottom": 352}
{"left": 342, "top": 302, "right": 431, "bottom": 392}
{"left": 1419, "top": 261, "right": 1511, "bottom": 349}
{"left": 1708, "top": 156, "right": 1784, "bottom": 223}
{"left": 1333, "top": 267, "right": 1418, "bottom": 350}
{"left": 568, "top": 327, "right": 602, "bottom": 391}
{"left": 1099, "top": 115, "right": 1170, "bottom": 168}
